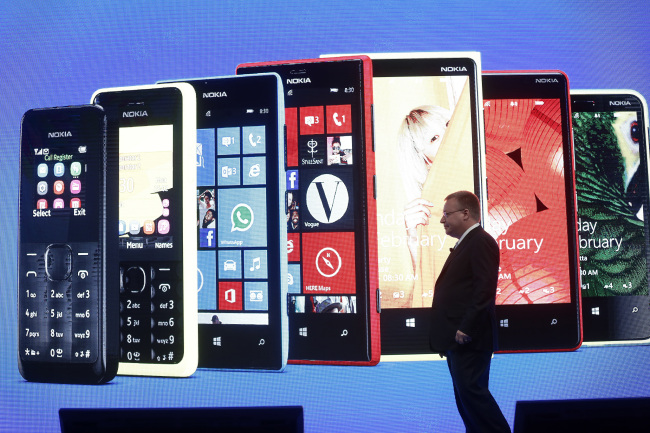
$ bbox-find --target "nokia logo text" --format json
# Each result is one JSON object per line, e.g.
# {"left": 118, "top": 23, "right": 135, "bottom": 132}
{"left": 287, "top": 78, "right": 311, "bottom": 84}
{"left": 441, "top": 66, "right": 467, "bottom": 72}
{"left": 535, "top": 78, "right": 559, "bottom": 83}
{"left": 203, "top": 92, "right": 227, "bottom": 98}
{"left": 48, "top": 131, "right": 72, "bottom": 138}
{"left": 609, "top": 101, "right": 632, "bottom": 106}
{"left": 123, "top": 111, "right": 148, "bottom": 118}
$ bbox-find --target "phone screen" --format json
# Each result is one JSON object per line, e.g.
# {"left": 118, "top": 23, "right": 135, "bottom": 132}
{"left": 483, "top": 72, "right": 581, "bottom": 352}
{"left": 572, "top": 92, "right": 650, "bottom": 342}
{"left": 93, "top": 86, "right": 193, "bottom": 369}
{"left": 238, "top": 58, "right": 378, "bottom": 364}
{"left": 484, "top": 97, "right": 571, "bottom": 305}
{"left": 166, "top": 74, "right": 286, "bottom": 370}
{"left": 371, "top": 56, "right": 483, "bottom": 355}
{"left": 20, "top": 110, "right": 103, "bottom": 246}
{"left": 118, "top": 124, "right": 174, "bottom": 248}
{"left": 18, "top": 106, "right": 117, "bottom": 383}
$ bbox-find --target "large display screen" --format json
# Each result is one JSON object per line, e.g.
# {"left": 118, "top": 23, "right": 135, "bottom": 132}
{"left": 2, "top": 1, "right": 650, "bottom": 432}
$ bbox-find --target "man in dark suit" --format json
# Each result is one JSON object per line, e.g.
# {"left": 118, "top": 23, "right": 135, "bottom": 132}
{"left": 429, "top": 191, "right": 510, "bottom": 433}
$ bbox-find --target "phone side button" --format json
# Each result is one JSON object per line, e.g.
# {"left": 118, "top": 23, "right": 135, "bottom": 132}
{"left": 284, "top": 124, "right": 288, "bottom": 169}
{"left": 370, "top": 103, "right": 375, "bottom": 153}
{"left": 376, "top": 288, "right": 381, "bottom": 313}
{"left": 373, "top": 175, "right": 377, "bottom": 200}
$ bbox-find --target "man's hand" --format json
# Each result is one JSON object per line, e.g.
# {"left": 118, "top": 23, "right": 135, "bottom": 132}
{"left": 455, "top": 330, "right": 472, "bottom": 345}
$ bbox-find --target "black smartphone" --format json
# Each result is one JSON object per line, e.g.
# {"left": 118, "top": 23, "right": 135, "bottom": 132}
{"left": 160, "top": 74, "right": 288, "bottom": 370}
{"left": 364, "top": 53, "right": 486, "bottom": 357}
{"left": 18, "top": 105, "right": 118, "bottom": 383}
{"left": 572, "top": 90, "right": 650, "bottom": 344}
{"left": 91, "top": 84, "right": 198, "bottom": 376}
{"left": 238, "top": 57, "right": 380, "bottom": 365}
{"left": 482, "top": 71, "right": 582, "bottom": 352}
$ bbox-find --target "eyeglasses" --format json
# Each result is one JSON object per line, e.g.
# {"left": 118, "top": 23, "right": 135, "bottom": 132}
{"left": 442, "top": 209, "right": 467, "bottom": 218}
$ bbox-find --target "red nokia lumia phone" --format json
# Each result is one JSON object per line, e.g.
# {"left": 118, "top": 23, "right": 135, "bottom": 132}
{"left": 237, "top": 57, "right": 379, "bottom": 365}
{"left": 482, "top": 71, "right": 582, "bottom": 352}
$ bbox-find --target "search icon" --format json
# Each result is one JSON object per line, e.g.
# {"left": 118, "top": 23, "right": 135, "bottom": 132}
{"left": 551, "top": 319, "right": 558, "bottom": 325}
{"left": 258, "top": 339, "right": 265, "bottom": 346}
{"left": 632, "top": 307, "right": 639, "bottom": 313}
{"left": 341, "top": 329, "right": 348, "bottom": 337}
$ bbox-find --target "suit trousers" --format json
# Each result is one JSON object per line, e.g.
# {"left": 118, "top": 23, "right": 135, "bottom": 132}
{"left": 446, "top": 349, "right": 510, "bottom": 433}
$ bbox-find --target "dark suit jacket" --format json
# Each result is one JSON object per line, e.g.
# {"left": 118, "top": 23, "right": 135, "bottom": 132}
{"left": 429, "top": 226, "right": 500, "bottom": 353}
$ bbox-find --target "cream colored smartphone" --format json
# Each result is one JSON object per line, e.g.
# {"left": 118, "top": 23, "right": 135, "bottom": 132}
{"left": 92, "top": 83, "right": 198, "bottom": 376}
